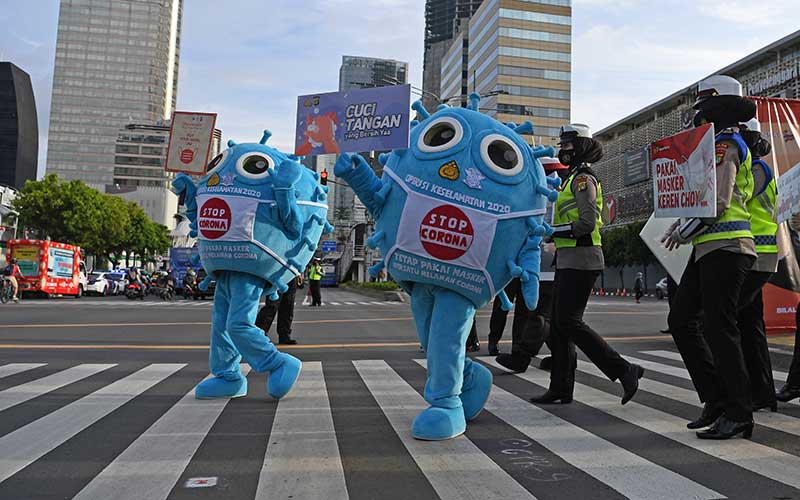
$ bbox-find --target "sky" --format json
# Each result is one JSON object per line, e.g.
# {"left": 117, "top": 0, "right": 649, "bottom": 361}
{"left": 1, "top": 0, "right": 798, "bottom": 177}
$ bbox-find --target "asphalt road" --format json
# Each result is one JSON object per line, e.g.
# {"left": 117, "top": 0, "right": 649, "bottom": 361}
{"left": 0, "top": 288, "right": 798, "bottom": 500}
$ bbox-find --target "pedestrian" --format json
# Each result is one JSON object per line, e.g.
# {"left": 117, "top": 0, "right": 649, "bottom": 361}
{"left": 485, "top": 278, "right": 524, "bottom": 356}
{"left": 2, "top": 258, "right": 23, "bottom": 302}
{"left": 530, "top": 123, "right": 643, "bottom": 406}
{"left": 495, "top": 277, "right": 554, "bottom": 373}
{"left": 466, "top": 316, "right": 480, "bottom": 352}
{"left": 308, "top": 258, "right": 323, "bottom": 306}
{"left": 662, "top": 75, "right": 759, "bottom": 439}
{"left": 736, "top": 119, "right": 778, "bottom": 412}
{"left": 634, "top": 272, "right": 644, "bottom": 304}
{"left": 256, "top": 275, "right": 301, "bottom": 345}
{"left": 776, "top": 214, "right": 800, "bottom": 404}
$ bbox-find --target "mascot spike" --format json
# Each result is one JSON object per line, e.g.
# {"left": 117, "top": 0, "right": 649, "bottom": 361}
{"left": 275, "top": 280, "right": 289, "bottom": 294}
{"left": 373, "top": 181, "right": 393, "bottom": 206}
{"left": 368, "top": 261, "right": 385, "bottom": 278}
{"left": 310, "top": 213, "right": 326, "bottom": 225}
{"left": 506, "top": 122, "right": 517, "bottom": 129}
{"left": 468, "top": 92, "right": 481, "bottom": 111}
{"left": 410, "top": 119, "right": 420, "bottom": 128}
{"left": 378, "top": 153, "right": 389, "bottom": 166}
{"left": 302, "top": 236, "right": 317, "bottom": 251}
{"left": 288, "top": 258, "right": 303, "bottom": 271}
{"left": 259, "top": 130, "right": 272, "bottom": 144}
{"left": 506, "top": 260, "right": 529, "bottom": 282}
{"left": 437, "top": 104, "right": 449, "bottom": 111}
{"left": 532, "top": 145, "right": 557, "bottom": 159}
{"left": 546, "top": 176, "right": 562, "bottom": 189}
{"left": 411, "top": 100, "right": 430, "bottom": 120}
{"left": 536, "top": 185, "right": 560, "bottom": 202}
{"left": 314, "top": 185, "right": 327, "bottom": 201}
{"left": 366, "top": 230, "right": 386, "bottom": 249}
{"left": 323, "top": 221, "right": 334, "bottom": 234}
{"left": 497, "top": 290, "right": 514, "bottom": 311}
{"left": 311, "top": 171, "right": 320, "bottom": 180}
{"left": 514, "top": 121, "right": 534, "bottom": 135}
{"left": 227, "top": 139, "right": 237, "bottom": 148}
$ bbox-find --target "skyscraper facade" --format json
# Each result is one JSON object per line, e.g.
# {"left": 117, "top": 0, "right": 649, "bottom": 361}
{"left": 46, "top": 0, "right": 182, "bottom": 186}
{"left": 442, "top": 0, "right": 571, "bottom": 146}
{"left": 422, "top": 0, "right": 484, "bottom": 109}
{"left": 339, "top": 56, "right": 408, "bottom": 91}
{"left": 0, "top": 62, "right": 38, "bottom": 189}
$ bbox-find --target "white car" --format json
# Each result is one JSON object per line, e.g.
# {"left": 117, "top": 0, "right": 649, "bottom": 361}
{"left": 105, "top": 273, "right": 128, "bottom": 295}
{"left": 86, "top": 272, "right": 111, "bottom": 296}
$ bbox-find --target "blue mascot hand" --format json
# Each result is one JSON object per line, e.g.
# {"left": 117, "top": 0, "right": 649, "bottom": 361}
{"left": 516, "top": 235, "right": 543, "bottom": 310}
{"left": 272, "top": 159, "right": 305, "bottom": 240}
{"left": 521, "top": 275, "right": 540, "bottom": 311}
{"left": 334, "top": 153, "right": 386, "bottom": 218}
{"left": 172, "top": 173, "right": 198, "bottom": 226}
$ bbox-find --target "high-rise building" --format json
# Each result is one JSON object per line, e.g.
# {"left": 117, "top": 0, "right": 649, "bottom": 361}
{"left": 0, "top": 62, "right": 38, "bottom": 189}
{"left": 422, "top": 0, "right": 484, "bottom": 109}
{"left": 339, "top": 55, "right": 408, "bottom": 91}
{"left": 46, "top": 0, "right": 182, "bottom": 187}
{"left": 442, "top": 0, "right": 571, "bottom": 146}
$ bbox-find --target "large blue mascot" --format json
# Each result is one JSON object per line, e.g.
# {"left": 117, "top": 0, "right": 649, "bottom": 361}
{"left": 173, "top": 130, "right": 332, "bottom": 400}
{"left": 335, "top": 94, "right": 558, "bottom": 440}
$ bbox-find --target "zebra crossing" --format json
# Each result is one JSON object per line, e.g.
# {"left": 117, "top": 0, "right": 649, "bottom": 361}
{"left": 0, "top": 351, "right": 798, "bottom": 499}
{"left": 10, "top": 298, "right": 408, "bottom": 309}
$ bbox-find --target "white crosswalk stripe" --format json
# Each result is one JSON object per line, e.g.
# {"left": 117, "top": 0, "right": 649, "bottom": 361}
{"left": 73, "top": 366, "right": 250, "bottom": 500}
{"left": 13, "top": 299, "right": 406, "bottom": 309}
{"left": 256, "top": 362, "right": 347, "bottom": 500}
{"left": 0, "top": 363, "right": 185, "bottom": 484}
{"left": 414, "top": 359, "right": 720, "bottom": 500}
{"left": 0, "top": 352, "right": 797, "bottom": 499}
{"left": 485, "top": 356, "right": 800, "bottom": 491}
{"left": 354, "top": 359, "right": 537, "bottom": 500}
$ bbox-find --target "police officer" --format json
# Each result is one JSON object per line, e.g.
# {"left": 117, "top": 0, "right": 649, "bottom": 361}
{"left": 663, "top": 75, "right": 758, "bottom": 439}
{"left": 737, "top": 119, "right": 778, "bottom": 412}
{"left": 496, "top": 157, "right": 568, "bottom": 373}
{"left": 531, "top": 124, "right": 644, "bottom": 405}
{"left": 777, "top": 215, "right": 800, "bottom": 403}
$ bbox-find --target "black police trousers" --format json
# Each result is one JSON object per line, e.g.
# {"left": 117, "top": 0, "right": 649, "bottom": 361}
{"left": 549, "top": 269, "right": 630, "bottom": 396}
{"left": 507, "top": 280, "right": 554, "bottom": 364}
{"left": 787, "top": 307, "right": 800, "bottom": 389}
{"left": 256, "top": 278, "right": 297, "bottom": 340}
{"left": 669, "top": 249, "right": 755, "bottom": 422}
{"left": 488, "top": 278, "right": 525, "bottom": 344}
{"left": 737, "top": 271, "right": 777, "bottom": 406}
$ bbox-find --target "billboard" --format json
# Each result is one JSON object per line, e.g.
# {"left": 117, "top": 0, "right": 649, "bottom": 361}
{"left": 165, "top": 111, "right": 218, "bottom": 175}
{"left": 623, "top": 147, "right": 649, "bottom": 186}
{"left": 651, "top": 124, "right": 717, "bottom": 218}
{"left": 295, "top": 84, "right": 411, "bottom": 156}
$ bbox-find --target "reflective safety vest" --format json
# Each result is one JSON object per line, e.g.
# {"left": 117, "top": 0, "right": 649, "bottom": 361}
{"left": 553, "top": 170, "right": 603, "bottom": 249}
{"left": 748, "top": 158, "right": 778, "bottom": 254}
{"left": 309, "top": 264, "right": 322, "bottom": 281}
{"left": 693, "top": 131, "right": 754, "bottom": 245}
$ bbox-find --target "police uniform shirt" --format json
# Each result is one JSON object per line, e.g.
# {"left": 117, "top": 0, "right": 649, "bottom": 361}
{"left": 556, "top": 171, "right": 604, "bottom": 271}
{"left": 750, "top": 160, "right": 778, "bottom": 273}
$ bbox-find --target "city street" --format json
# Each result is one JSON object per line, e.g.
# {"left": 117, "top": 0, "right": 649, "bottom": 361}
{"left": 0, "top": 289, "right": 798, "bottom": 499}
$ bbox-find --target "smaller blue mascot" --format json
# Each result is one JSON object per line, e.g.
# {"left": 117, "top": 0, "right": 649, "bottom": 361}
{"left": 172, "top": 130, "right": 332, "bottom": 400}
{"left": 335, "top": 94, "right": 557, "bottom": 440}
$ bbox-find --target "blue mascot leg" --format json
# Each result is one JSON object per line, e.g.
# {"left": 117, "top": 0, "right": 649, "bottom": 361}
{"left": 410, "top": 284, "right": 435, "bottom": 351}
{"left": 196, "top": 271, "right": 248, "bottom": 399}
{"left": 412, "top": 287, "right": 481, "bottom": 440}
{"left": 225, "top": 271, "right": 302, "bottom": 400}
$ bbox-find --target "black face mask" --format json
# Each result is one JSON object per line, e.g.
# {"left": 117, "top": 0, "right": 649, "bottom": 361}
{"left": 558, "top": 137, "right": 603, "bottom": 166}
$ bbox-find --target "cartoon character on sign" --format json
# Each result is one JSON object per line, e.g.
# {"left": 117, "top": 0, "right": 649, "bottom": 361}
{"left": 296, "top": 112, "right": 340, "bottom": 155}
{"left": 172, "top": 130, "right": 332, "bottom": 401}
{"left": 335, "top": 93, "right": 558, "bottom": 440}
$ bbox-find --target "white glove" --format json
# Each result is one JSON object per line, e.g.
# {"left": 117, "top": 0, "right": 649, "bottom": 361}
{"left": 660, "top": 220, "right": 681, "bottom": 251}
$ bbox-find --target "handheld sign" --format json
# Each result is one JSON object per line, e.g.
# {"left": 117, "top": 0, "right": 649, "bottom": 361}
{"left": 166, "top": 112, "right": 217, "bottom": 175}
{"left": 650, "top": 123, "right": 717, "bottom": 218}
{"left": 639, "top": 213, "right": 692, "bottom": 282}
{"left": 295, "top": 85, "right": 411, "bottom": 156}
{"left": 777, "top": 162, "right": 800, "bottom": 224}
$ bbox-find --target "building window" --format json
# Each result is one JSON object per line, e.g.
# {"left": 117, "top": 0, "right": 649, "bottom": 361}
{"left": 498, "top": 65, "right": 570, "bottom": 81}
{"left": 498, "top": 8, "right": 571, "bottom": 26}
{"left": 497, "top": 103, "right": 570, "bottom": 119}
{"left": 499, "top": 46, "right": 571, "bottom": 63}
{"left": 499, "top": 27, "right": 571, "bottom": 44}
{"left": 497, "top": 85, "right": 570, "bottom": 100}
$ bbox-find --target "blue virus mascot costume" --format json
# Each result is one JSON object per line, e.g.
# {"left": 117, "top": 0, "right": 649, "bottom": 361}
{"left": 335, "top": 94, "right": 558, "bottom": 440}
{"left": 173, "top": 130, "right": 332, "bottom": 400}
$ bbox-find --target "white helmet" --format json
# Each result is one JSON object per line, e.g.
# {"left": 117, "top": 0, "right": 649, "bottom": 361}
{"left": 741, "top": 117, "right": 761, "bottom": 132}
{"left": 559, "top": 123, "right": 592, "bottom": 143}
{"left": 694, "top": 75, "right": 743, "bottom": 108}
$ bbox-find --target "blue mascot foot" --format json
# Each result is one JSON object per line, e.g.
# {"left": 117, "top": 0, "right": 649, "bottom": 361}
{"left": 461, "top": 362, "right": 492, "bottom": 421}
{"left": 267, "top": 353, "right": 302, "bottom": 399}
{"left": 195, "top": 376, "right": 248, "bottom": 399}
{"left": 412, "top": 406, "right": 467, "bottom": 441}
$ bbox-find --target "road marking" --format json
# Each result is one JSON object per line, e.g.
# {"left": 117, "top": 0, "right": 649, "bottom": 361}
{"left": 607, "top": 356, "right": 800, "bottom": 437}
{"left": 485, "top": 357, "right": 800, "bottom": 491}
{"left": 354, "top": 359, "right": 536, "bottom": 500}
{"left": 0, "top": 363, "right": 45, "bottom": 379}
{"left": 769, "top": 346, "right": 795, "bottom": 356}
{"left": 0, "top": 364, "right": 116, "bottom": 412}
{"left": 357, "top": 302, "right": 371, "bottom": 305}
{"left": 72, "top": 366, "right": 250, "bottom": 500}
{"left": 370, "top": 301, "right": 386, "bottom": 305}
{"left": 343, "top": 302, "right": 356, "bottom": 305}
{"left": 255, "top": 362, "right": 347, "bottom": 500}
{"left": 642, "top": 350, "right": 792, "bottom": 384}
{"left": 0, "top": 363, "right": 185, "bottom": 484}
{"left": 415, "top": 359, "right": 720, "bottom": 500}
{"left": 329, "top": 302, "right": 341, "bottom": 305}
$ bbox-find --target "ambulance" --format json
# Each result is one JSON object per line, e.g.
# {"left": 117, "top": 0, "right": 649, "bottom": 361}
{"left": 6, "top": 239, "right": 88, "bottom": 298}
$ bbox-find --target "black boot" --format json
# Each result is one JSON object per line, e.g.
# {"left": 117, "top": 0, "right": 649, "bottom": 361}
{"left": 620, "top": 364, "right": 644, "bottom": 405}
{"left": 776, "top": 384, "right": 800, "bottom": 403}
{"left": 530, "top": 390, "right": 572, "bottom": 404}
{"left": 696, "top": 415, "right": 754, "bottom": 440}
{"left": 496, "top": 352, "right": 530, "bottom": 373}
{"left": 278, "top": 337, "right": 298, "bottom": 345}
{"left": 466, "top": 341, "right": 480, "bottom": 353}
{"left": 687, "top": 403, "right": 724, "bottom": 429}
{"left": 488, "top": 342, "right": 500, "bottom": 356}
{"left": 539, "top": 356, "right": 552, "bottom": 371}
{"left": 752, "top": 400, "right": 778, "bottom": 412}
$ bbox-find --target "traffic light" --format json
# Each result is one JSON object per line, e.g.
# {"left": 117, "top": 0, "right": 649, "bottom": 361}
{"left": 320, "top": 169, "right": 328, "bottom": 186}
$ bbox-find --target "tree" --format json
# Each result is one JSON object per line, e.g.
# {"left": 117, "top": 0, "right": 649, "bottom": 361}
{"left": 625, "top": 221, "right": 655, "bottom": 290}
{"left": 601, "top": 226, "right": 628, "bottom": 290}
